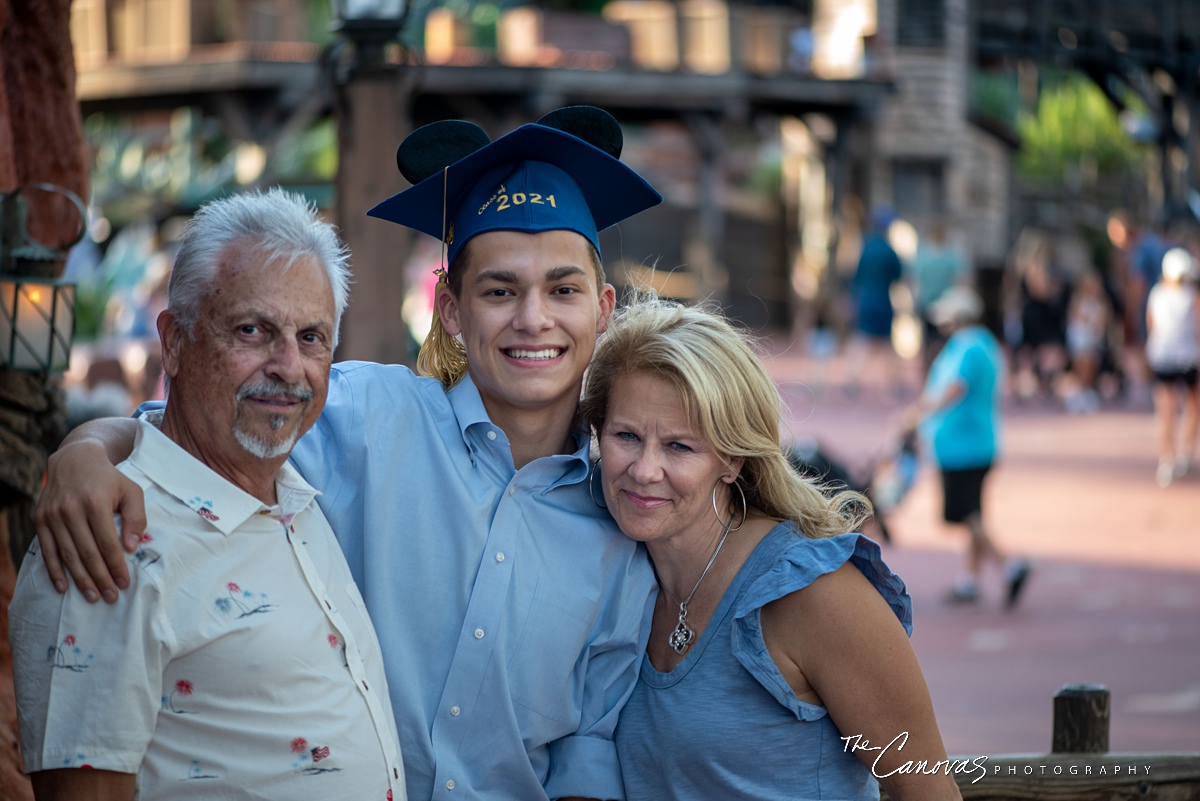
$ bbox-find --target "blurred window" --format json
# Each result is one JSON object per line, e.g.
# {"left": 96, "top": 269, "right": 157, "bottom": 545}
{"left": 892, "top": 159, "right": 945, "bottom": 217}
{"left": 896, "top": 0, "right": 945, "bottom": 47}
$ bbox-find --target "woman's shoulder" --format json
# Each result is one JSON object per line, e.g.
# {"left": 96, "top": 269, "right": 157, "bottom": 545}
{"left": 737, "top": 526, "right": 912, "bottom": 632}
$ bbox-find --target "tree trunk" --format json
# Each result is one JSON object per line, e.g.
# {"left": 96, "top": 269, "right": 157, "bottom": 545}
{"left": 0, "top": 0, "right": 88, "bottom": 797}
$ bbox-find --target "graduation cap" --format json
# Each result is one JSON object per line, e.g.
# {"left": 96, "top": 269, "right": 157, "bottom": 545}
{"left": 367, "top": 106, "right": 662, "bottom": 268}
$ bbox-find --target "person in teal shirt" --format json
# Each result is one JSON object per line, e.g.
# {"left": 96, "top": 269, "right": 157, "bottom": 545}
{"left": 917, "top": 286, "right": 1031, "bottom": 608}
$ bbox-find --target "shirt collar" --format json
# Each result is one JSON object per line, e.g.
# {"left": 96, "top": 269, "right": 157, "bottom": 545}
{"left": 446, "top": 373, "right": 493, "bottom": 443}
{"left": 445, "top": 373, "right": 592, "bottom": 485}
{"left": 126, "top": 418, "right": 320, "bottom": 535}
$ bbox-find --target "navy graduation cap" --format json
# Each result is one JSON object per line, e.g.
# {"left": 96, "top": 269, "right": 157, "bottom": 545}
{"left": 367, "top": 106, "right": 663, "bottom": 267}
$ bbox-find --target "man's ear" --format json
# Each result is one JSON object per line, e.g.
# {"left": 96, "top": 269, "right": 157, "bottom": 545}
{"left": 157, "top": 310, "right": 184, "bottom": 379}
{"left": 435, "top": 283, "right": 463, "bottom": 336}
{"left": 596, "top": 283, "right": 617, "bottom": 335}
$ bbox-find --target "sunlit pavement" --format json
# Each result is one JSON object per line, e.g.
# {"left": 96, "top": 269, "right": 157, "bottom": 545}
{"left": 761, "top": 339, "right": 1200, "bottom": 756}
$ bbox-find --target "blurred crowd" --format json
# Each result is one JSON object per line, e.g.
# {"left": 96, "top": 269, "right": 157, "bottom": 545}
{"left": 823, "top": 206, "right": 1200, "bottom": 490}
{"left": 1003, "top": 213, "right": 1195, "bottom": 414}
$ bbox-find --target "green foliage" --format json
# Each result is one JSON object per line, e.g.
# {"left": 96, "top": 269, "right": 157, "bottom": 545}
{"left": 971, "top": 70, "right": 1020, "bottom": 129}
{"left": 1017, "top": 74, "right": 1147, "bottom": 187}
{"left": 303, "top": 0, "right": 336, "bottom": 46}
{"left": 73, "top": 278, "right": 115, "bottom": 343}
{"left": 272, "top": 119, "right": 339, "bottom": 182}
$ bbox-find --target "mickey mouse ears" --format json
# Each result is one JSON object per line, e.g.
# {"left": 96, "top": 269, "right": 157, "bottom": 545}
{"left": 394, "top": 106, "right": 625, "bottom": 185}
{"left": 367, "top": 106, "right": 661, "bottom": 262}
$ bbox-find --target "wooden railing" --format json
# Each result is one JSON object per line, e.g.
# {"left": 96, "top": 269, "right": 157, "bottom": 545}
{"left": 885, "top": 685, "right": 1200, "bottom": 800}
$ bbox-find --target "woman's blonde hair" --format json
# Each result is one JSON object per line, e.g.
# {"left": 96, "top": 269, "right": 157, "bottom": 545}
{"left": 580, "top": 294, "right": 870, "bottom": 539}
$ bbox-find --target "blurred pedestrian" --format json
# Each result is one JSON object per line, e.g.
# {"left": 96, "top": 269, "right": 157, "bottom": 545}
{"left": 1063, "top": 269, "right": 1112, "bottom": 414}
{"left": 907, "top": 220, "right": 966, "bottom": 376}
{"left": 1124, "top": 222, "right": 1170, "bottom": 405}
{"left": 1146, "top": 247, "right": 1200, "bottom": 487}
{"left": 915, "top": 287, "right": 1031, "bottom": 608}
{"left": 1014, "top": 236, "right": 1067, "bottom": 401}
{"left": 849, "top": 207, "right": 904, "bottom": 398}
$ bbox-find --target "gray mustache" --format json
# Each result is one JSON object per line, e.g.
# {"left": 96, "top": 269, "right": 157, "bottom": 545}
{"left": 236, "top": 381, "right": 313, "bottom": 404}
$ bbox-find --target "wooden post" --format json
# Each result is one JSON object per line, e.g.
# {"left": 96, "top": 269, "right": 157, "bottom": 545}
{"left": 333, "top": 61, "right": 416, "bottom": 365}
{"left": 0, "top": 2, "right": 86, "bottom": 796}
{"left": 1052, "top": 683, "right": 1110, "bottom": 754}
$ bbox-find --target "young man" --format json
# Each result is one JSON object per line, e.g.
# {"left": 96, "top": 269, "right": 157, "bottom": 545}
{"left": 11, "top": 190, "right": 404, "bottom": 800}
{"left": 32, "top": 108, "right": 661, "bottom": 801}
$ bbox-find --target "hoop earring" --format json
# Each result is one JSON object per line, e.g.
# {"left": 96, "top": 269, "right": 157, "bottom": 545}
{"left": 589, "top": 458, "right": 608, "bottom": 509}
{"left": 712, "top": 479, "right": 747, "bottom": 532}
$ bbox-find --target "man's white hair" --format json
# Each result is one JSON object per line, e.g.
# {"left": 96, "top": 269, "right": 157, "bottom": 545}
{"left": 167, "top": 188, "right": 352, "bottom": 347}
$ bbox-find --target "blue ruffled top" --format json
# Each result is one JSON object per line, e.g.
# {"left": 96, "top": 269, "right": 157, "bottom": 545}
{"left": 615, "top": 524, "right": 912, "bottom": 801}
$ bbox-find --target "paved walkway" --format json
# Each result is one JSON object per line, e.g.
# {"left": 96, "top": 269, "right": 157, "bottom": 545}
{"left": 761, "top": 341, "right": 1200, "bottom": 757}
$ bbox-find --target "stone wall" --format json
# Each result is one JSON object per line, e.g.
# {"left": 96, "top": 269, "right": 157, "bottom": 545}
{"left": 0, "top": 0, "right": 88, "bottom": 797}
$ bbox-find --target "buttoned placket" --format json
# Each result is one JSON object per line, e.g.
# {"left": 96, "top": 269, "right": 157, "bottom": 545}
{"left": 426, "top": 420, "right": 590, "bottom": 800}
{"left": 282, "top": 509, "right": 403, "bottom": 790}
{"left": 428, "top": 424, "right": 523, "bottom": 800}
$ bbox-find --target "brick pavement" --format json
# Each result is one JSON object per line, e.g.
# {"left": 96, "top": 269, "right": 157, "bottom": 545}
{"left": 761, "top": 341, "right": 1200, "bottom": 756}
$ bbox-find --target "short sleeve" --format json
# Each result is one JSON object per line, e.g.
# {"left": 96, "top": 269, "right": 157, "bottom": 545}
{"left": 730, "top": 532, "right": 912, "bottom": 721}
{"left": 9, "top": 541, "right": 168, "bottom": 774}
{"left": 959, "top": 342, "right": 989, "bottom": 389}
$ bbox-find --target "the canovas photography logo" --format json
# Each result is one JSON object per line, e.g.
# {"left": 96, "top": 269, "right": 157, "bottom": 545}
{"left": 841, "top": 733, "right": 989, "bottom": 784}
{"left": 841, "top": 733, "right": 1156, "bottom": 785}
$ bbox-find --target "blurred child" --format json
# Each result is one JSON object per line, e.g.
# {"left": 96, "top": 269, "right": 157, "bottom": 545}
{"left": 1064, "top": 270, "right": 1111, "bottom": 414}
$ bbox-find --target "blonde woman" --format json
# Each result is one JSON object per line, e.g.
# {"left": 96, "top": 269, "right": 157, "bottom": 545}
{"left": 580, "top": 297, "right": 962, "bottom": 801}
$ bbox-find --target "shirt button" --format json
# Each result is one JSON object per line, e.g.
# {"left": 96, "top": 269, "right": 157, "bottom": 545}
{"left": 495, "top": 552, "right": 505, "bottom": 563}
{"left": 450, "top": 705, "right": 461, "bottom": 717}
{"left": 474, "top": 628, "right": 485, "bottom": 639}
{"left": 507, "top": 486, "right": 515, "bottom": 496}
{"left": 446, "top": 779, "right": 456, "bottom": 790}
{"left": 486, "top": 430, "right": 497, "bottom": 440}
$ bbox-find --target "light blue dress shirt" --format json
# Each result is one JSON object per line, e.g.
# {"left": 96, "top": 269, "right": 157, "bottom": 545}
{"left": 286, "top": 362, "right": 657, "bottom": 801}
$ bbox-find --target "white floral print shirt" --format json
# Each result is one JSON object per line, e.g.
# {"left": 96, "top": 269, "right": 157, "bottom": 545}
{"left": 10, "top": 419, "right": 405, "bottom": 800}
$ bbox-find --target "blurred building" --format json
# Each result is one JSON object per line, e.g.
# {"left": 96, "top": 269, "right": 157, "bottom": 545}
{"left": 868, "top": 0, "right": 1017, "bottom": 273}
{"left": 80, "top": 0, "right": 1200, "bottom": 355}
{"left": 70, "top": 0, "right": 896, "bottom": 346}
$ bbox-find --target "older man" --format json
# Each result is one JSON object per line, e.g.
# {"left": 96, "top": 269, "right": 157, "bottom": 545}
{"left": 9, "top": 190, "right": 404, "bottom": 800}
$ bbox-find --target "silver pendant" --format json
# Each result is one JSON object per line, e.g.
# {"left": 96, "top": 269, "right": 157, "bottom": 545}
{"left": 669, "top": 609, "right": 695, "bottom": 654}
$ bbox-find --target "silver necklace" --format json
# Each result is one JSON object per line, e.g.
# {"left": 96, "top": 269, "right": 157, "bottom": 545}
{"left": 656, "top": 517, "right": 734, "bottom": 655}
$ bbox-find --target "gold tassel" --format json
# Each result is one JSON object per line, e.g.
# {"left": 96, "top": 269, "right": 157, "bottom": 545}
{"left": 416, "top": 275, "right": 469, "bottom": 387}
{"left": 418, "top": 167, "right": 470, "bottom": 386}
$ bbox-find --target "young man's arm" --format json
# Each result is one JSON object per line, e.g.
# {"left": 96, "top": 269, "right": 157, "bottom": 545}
{"left": 30, "top": 769, "right": 136, "bottom": 801}
{"left": 34, "top": 417, "right": 143, "bottom": 603}
{"left": 542, "top": 559, "right": 656, "bottom": 801}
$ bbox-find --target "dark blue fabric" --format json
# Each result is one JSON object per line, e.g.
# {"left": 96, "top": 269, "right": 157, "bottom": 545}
{"left": 853, "top": 236, "right": 903, "bottom": 337}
